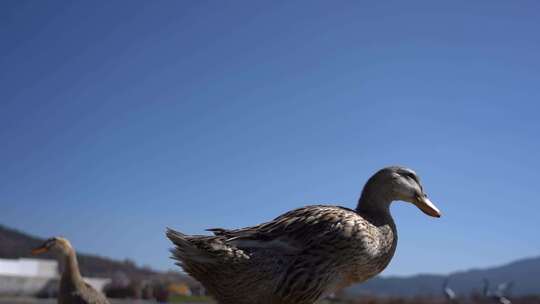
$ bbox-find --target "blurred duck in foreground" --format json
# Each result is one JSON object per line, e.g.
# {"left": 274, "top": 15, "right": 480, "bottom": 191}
{"left": 32, "top": 237, "right": 110, "bottom": 304}
{"left": 167, "top": 166, "right": 441, "bottom": 304}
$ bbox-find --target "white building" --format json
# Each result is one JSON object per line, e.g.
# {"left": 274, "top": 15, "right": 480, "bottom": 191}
{"left": 0, "top": 258, "right": 110, "bottom": 296}
{"left": 0, "top": 258, "right": 57, "bottom": 278}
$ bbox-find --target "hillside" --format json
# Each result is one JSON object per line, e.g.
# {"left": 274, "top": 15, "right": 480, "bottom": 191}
{"left": 346, "top": 256, "right": 540, "bottom": 297}
{"left": 0, "top": 224, "right": 158, "bottom": 280}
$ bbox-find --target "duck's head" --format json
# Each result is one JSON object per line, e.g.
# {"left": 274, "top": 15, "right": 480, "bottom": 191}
{"left": 362, "top": 166, "right": 441, "bottom": 218}
{"left": 31, "top": 236, "right": 73, "bottom": 256}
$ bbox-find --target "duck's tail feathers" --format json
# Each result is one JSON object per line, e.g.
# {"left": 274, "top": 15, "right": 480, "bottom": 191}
{"left": 166, "top": 228, "right": 213, "bottom": 265}
{"left": 166, "top": 227, "right": 250, "bottom": 267}
{"left": 205, "top": 227, "right": 227, "bottom": 236}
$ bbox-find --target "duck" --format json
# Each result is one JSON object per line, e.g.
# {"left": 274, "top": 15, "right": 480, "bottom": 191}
{"left": 166, "top": 166, "right": 441, "bottom": 304}
{"left": 32, "top": 237, "right": 110, "bottom": 304}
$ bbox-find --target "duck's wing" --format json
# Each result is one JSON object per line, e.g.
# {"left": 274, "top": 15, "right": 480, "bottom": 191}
{"left": 217, "top": 205, "right": 373, "bottom": 301}
{"left": 168, "top": 205, "right": 370, "bottom": 269}
{"left": 168, "top": 205, "right": 374, "bottom": 303}
{"left": 214, "top": 205, "right": 365, "bottom": 253}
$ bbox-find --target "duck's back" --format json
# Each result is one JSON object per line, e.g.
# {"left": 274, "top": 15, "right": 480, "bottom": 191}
{"left": 167, "top": 205, "right": 396, "bottom": 304}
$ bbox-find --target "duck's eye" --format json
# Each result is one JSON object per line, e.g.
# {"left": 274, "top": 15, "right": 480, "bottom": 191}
{"left": 404, "top": 173, "right": 417, "bottom": 182}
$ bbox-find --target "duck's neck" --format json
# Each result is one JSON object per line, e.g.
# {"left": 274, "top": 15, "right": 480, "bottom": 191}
{"left": 355, "top": 181, "right": 394, "bottom": 227}
{"left": 61, "top": 249, "right": 85, "bottom": 289}
{"left": 355, "top": 180, "right": 398, "bottom": 269}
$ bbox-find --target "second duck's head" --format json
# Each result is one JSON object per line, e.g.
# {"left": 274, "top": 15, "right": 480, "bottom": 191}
{"left": 31, "top": 236, "right": 73, "bottom": 256}
{"left": 360, "top": 166, "right": 441, "bottom": 218}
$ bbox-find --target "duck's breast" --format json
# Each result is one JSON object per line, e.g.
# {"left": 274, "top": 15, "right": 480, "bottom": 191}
{"left": 335, "top": 222, "right": 397, "bottom": 290}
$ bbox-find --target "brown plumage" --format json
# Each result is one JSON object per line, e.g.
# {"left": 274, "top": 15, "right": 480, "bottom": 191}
{"left": 167, "top": 166, "right": 441, "bottom": 304}
{"left": 32, "top": 237, "right": 110, "bottom": 304}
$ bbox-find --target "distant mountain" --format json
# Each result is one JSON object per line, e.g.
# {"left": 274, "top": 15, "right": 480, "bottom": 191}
{"left": 346, "top": 256, "right": 540, "bottom": 297}
{"left": 0, "top": 224, "right": 175, "bottom": 281}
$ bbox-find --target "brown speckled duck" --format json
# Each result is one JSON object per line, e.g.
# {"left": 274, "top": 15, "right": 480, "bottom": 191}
{"left": 167, "top": 166, "right": 441, "bottom": 304}
{"left": 32, "top": 237, "right": 110, "bottom": 304}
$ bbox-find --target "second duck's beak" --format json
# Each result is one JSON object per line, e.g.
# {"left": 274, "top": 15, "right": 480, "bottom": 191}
{"left": 414, "top": 195, "right": 441, "bottom": 218}
{"left": 31, "top": 245, "right": 49, "bottom": 255}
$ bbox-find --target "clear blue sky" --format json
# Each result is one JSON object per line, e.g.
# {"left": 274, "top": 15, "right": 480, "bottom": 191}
{"left": 1, "top": 1, "right": 539, "bottom": 276}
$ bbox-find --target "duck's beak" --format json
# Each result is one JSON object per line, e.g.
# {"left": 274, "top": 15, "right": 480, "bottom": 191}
{"left": 31, "top": 245, "right": 49, "bottom": 255}
{"left": 414, "top": 195, "right": 441, "bottom": 218}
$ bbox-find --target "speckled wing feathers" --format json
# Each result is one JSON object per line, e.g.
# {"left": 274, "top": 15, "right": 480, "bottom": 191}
{"left": 166, "top": 205, "right": 389, "bottom": 304}
{"left": 215, "top": 205, "right": 377, "bottom": 254}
